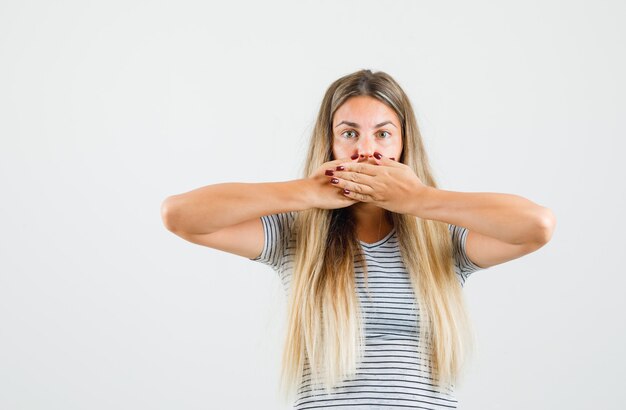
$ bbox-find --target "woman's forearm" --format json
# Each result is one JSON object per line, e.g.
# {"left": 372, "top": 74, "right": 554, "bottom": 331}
{"left": 413, "top": 187, "right": 556, "bottom": 245}
{"left": 161, "top": 179, "right": 314, "bottom": 234}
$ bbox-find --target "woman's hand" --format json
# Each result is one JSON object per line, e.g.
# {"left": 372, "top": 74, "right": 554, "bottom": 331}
{"left": 325, "top": 152, "right": 430, "bottom": 215}
{"left": 307, "top": 156, "right": 361, "bottom": 209}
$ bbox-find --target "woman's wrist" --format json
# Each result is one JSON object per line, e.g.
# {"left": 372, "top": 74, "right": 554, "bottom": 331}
{"left": 286, "top": 178, "right": 318, "bottom": 211}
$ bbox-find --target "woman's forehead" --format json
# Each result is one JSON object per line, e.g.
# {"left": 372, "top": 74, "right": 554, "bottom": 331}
{"left": 333, "top": 96, "right": 400, "bottom": 127}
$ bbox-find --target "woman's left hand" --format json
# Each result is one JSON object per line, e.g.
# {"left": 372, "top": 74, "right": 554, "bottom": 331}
{"left": 325, "top": 152, "right": 430, "bottom": 215}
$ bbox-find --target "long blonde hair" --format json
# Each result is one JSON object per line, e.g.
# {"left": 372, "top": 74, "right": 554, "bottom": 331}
{"left": 279, "top": 69, "right": 472, "bottom": 402}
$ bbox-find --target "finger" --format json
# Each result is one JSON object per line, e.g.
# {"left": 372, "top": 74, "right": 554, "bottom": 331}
{"left": 323, "top": 156, "right": 355, "bottom": 174}
{"left": 335, "top": 161, "right": 380, "bottom": 176}
{"left": 330, "top": 155, "right": 356, "bottom": 164}
{"left": 341, "top": 189, "right": 361, "bottom": 203}
{"left": 325, "top": 156, "right": 355, "bottom": 171}
{"left": 372, "top": 152, "right": 400, "bottom": 166}
{"left": 329, "top": 176, "right": 375, "bottom": 197}
{"left": 331, "top": 169, "right": 376, "bottom": 187}
{"left": 341, "top": 187, "right": 371, "bottom": 202}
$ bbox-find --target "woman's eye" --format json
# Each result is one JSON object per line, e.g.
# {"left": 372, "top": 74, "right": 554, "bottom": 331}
{"left": 340, "top": 130, "right": 390, "bottom": 139}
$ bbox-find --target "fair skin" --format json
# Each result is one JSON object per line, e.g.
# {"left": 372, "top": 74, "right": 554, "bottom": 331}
{"left": 329, "top": 97, "right": 556, "bottom": 268}
{"left": 330, "top": 95, "right": 403, "bottom": 243}
{"left": 163, "top": 95, "right": 556, "bottom": 269}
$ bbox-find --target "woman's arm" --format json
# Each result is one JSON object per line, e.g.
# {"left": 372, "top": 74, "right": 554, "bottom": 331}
{"left": 160, "top": 156, "right": 357, "bottom": 259}
{"left": 161, "top": 179, "right": 316, "bottom": 260}
{"left": 162, "top": 155, "right": 358, "bottom": 235}
{"left": 416, "top": 188, "right": 555, "bottom": 245}
{"left": 161, "top": 179, "right": 314, "bottom": 235}
{"left": 413, "top": 188, "right": 556, "bottom": 268}
{"left": 323, "top": 155, "right": 556, "bottom": 269}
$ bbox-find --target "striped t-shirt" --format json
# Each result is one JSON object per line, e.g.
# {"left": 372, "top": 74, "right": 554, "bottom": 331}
{"left": 250, "top": 211, "right": 486, "bottom": 409}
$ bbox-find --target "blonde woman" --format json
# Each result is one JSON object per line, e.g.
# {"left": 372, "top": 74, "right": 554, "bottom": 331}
{"left": 161, "top": 69, "right": 556, "bottom": 409}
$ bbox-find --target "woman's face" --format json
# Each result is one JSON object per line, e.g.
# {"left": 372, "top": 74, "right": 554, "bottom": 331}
{"left": 331, "top": 95, "right": 403, "bottom": 162}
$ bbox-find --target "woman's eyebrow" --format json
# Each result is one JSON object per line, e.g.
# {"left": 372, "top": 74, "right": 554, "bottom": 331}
{"left": 334, "top": 120, "right": 397, "bottom": 129}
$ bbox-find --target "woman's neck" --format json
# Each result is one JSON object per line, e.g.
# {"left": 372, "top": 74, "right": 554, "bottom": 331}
{"left": 350, "top": 203, "right": 393, "bottom": 243}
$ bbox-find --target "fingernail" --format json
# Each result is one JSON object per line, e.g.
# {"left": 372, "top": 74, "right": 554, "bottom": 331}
{"left": 325, "top": 170, "right": 334, "bottom": 176}
{"left": 331, "top": 178, "right": 339, "bottom": 184}
{"left": 350, "top": 154, "right": 359, "bottom": 160}
{"left": 373, "top": 152, "right": 382, "bottom": 160}
{"left": 343, "top": 189, "right": 350, "bottom": 194}
{"left": 390, "top": 157, "right": 395, "bottom": 161}
{"left": 336, "top": 165, "right": 345, "bottom": 171}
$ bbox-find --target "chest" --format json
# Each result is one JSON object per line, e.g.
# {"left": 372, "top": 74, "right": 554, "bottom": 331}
{"left": 355, "top": 248, "right": 420, "bottom": 340}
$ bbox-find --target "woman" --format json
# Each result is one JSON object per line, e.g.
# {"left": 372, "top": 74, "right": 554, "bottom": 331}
{"left": 161, "top": 69, "right": 556, "bottom": 409}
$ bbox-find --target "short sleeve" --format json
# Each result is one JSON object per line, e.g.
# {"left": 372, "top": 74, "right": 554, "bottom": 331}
{"left": 249, "top": 211, "right": 296, "bottom": 272}
{"left": 448, "top": 223, "right": 486, "bottom": 286}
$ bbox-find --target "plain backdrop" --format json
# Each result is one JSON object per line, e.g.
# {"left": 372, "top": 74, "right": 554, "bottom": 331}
{"left": 1, "top": 0, "right": 624, "bottom": 409}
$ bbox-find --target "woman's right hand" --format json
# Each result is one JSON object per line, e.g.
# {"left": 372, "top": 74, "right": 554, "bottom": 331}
{"left": 306, "top": 156, "right": 361, "bottom": 209}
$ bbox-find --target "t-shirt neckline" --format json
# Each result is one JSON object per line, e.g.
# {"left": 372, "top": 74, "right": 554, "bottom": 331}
{"left": 359, "top": 227, "right": 396, "bottom": 248}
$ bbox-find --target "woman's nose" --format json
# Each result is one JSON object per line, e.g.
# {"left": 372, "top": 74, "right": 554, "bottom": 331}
{"left": 357, "top": 138, "right": 376, "bottom": 159}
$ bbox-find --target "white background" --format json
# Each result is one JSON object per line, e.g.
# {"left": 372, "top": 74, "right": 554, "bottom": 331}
{"left": 1, "top": 0, "right": 624, "bottom": 409}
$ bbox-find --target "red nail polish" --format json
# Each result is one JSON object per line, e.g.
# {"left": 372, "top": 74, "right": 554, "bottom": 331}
{"left": 351, "top": 154, "right": 359, "bottom": 160}
{"left": 374, "top": 152, "right": 382, "bottom": 159}
{"left": 325, "top": 170, "right": 334, "bottom": 176}
{"left": 390, "top": 157, "right": 395, "bottom": 161}
{"left": 331, "top": 178, "right": 339, "bottom": 184}
{"left": 343, "top": 189, "right": 350, "bottom": 194}
{"left": 336, "top": 165, "right": 345, "bottom": 171}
